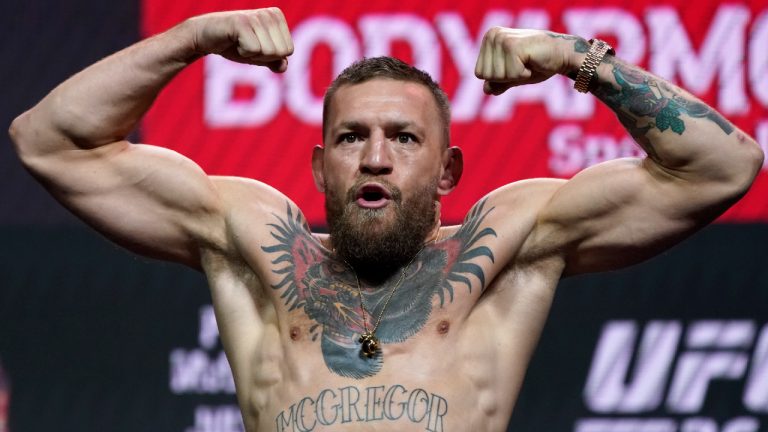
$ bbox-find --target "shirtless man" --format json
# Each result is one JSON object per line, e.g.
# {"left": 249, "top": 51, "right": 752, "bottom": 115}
{"left": 9, "top": 7, "right": 763, "bottom": 432}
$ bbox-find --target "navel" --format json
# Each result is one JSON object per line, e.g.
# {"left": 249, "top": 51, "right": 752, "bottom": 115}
{"left": 437, "top": 320, "right": 450, "bottom": 335}
{"left": 289, "top": 326, "right": 301, "bottom": 341}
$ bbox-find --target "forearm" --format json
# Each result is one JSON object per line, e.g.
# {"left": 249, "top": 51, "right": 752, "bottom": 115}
{"left": 11, "top": 21, "right": 198, "bottom": 155}
{"left": 565, "top": 40, "right": 763, "bottom": 185}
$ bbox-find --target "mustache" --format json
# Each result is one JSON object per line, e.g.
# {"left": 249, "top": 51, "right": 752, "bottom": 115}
{"left": 345, "top": 177, "right": 403, "bottom": 203}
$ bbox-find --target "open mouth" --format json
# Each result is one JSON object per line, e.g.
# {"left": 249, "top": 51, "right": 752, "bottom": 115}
{"left": 355, "top": 183, "right": 392, "bottom": 209}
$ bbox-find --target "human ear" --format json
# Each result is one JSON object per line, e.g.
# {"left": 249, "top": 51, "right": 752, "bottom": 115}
{"left": 311, "top": 145, "right": 326, "bottom": 193}
{"left": 437, "top": 147, "right": 463, "bottom": 196}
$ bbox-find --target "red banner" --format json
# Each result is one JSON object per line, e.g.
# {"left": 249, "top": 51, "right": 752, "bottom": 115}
{"left": 141, "top": 0, "right": 768, "bottom": 225}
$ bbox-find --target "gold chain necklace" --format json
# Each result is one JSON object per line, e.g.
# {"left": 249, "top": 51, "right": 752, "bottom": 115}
{"left": 341, "top": 250, "right": 422, "bottom": 358}
{"left": 334, "top": 223, "right": 440, "bottom": 358}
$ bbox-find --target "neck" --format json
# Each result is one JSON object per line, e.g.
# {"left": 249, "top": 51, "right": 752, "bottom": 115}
{"left": 426, "top": 219, "right": 442, "bottom": 244}
{"left": 346, "top": 257, "right": 405, "bottom": 286}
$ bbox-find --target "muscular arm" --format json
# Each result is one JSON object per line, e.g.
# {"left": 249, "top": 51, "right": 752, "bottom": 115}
{"left": 8, "top": 9, "right": 293, "bottom": 267}
{"left": 475, "top": 29, "right": 764, "bottom": 275}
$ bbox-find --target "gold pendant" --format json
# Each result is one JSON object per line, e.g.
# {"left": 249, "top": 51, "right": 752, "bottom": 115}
{"left": 359, "top": 331, "right": 380, "bottom": 358}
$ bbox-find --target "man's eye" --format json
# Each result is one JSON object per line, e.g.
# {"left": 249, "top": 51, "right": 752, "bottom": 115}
{"left": 397, "top": 133, "right": 416, "bottom": 144}
{"left": 340, "top": 134, "right": 358, "bottom": 144}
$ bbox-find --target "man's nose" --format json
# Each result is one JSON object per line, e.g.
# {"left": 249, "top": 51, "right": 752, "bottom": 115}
{"left": 359, "top": 133, "right": 393, "bottom": 175}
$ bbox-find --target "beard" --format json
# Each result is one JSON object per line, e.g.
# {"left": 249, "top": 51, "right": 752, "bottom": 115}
{"left": 326, "top": 177, "right": 437, "bottom": 282}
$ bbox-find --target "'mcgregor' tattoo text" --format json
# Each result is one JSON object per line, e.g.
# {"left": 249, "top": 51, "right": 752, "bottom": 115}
{"left": 275, "top": 384, "right": 449, "bottom": 432}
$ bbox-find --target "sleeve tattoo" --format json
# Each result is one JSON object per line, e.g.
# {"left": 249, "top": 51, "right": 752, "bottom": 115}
{"left": 579, "top": 44, "right": 734, "bottom": 162}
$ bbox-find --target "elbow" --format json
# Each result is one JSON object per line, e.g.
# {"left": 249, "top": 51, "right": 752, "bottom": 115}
{"left": 742, "top": 136, "right": 764, "bottom": 188}
{"left": 727, "top": 135, "right": 764, "bottom": 197}
{"left": 9, "top": 113, "right": 23, "bottom": 149}
{"left": 9, "top": 109, "right": 73, "bottom": 170}
{"left": 749, "top": 141, "right": 765, "bottom": 179}
{"left": 8, "top": 111, "right": 33, "bottom": 164}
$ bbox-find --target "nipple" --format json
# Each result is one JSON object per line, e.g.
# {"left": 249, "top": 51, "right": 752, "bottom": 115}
{"left": 437, "top": 320, "right": 450, "bottom": 335}
{"left": 290, "top": 326, "right": 301, "bottom": 341}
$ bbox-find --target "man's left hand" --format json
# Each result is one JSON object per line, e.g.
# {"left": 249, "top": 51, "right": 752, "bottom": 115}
{"left": 474, "top": 28, "right": 582, "bottom": 95}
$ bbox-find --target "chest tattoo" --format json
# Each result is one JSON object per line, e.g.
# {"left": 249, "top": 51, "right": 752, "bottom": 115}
{"left": 261, "top": 199, "right": 496, "bottom": 378}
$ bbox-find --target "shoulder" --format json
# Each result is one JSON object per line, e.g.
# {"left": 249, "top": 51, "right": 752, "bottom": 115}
{"left": 208, "top": 175, "right": 316, "bottom": 256}
{"left": 211, "top": 176, "right": 312, "bottom": 226}
{"left": 460, "top": 178, "right": 568, "bottom": 268}
{"left": 482, "top": 178, "right": 565, "bottom": 212}
{"left": 471, "top": 177, "right": 566, "bottom": 234}
{"left": 212, "top": 176, "right": 290, "bottom": 210}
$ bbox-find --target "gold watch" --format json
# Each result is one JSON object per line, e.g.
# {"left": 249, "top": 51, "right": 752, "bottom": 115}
{"left": 573, "top": 39, "right": 615, "bottom": 93}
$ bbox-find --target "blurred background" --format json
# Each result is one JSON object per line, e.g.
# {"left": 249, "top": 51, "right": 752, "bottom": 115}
{"left": 1, "top": 0, "right": 767, "bottom": 431}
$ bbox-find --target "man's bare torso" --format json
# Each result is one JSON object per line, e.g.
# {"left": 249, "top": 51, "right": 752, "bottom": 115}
{"left": 201, "top": 178, "right": 565, "bottom": 432}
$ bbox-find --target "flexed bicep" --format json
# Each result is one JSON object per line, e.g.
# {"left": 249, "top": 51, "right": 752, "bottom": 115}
{"left": 24, "top": 140, "right": 227, "bottom": 267}
{"left": 9, "top": 8, "right": 297, "bottom": 268}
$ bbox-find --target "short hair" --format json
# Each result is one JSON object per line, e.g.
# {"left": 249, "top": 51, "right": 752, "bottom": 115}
{"left": 322, "top": 57, "right": 451, "bottom": 146}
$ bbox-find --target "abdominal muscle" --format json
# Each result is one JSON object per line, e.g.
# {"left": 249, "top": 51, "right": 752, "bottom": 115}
{"left": 226, "top": 262, "right": 559, "bottom": 432}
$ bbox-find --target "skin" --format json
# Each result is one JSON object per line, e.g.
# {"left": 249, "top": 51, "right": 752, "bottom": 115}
{"left": 8, "top": 10, "right": 764, "bottom": 432}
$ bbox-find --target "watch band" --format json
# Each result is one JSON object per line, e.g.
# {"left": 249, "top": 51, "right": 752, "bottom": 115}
{"left": 573, "top": 39, "right": 615, "bottom": 93}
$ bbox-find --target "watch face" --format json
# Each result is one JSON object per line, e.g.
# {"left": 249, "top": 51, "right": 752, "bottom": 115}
{"left": 590, "top": 38, "right": 615, "bottom": 56}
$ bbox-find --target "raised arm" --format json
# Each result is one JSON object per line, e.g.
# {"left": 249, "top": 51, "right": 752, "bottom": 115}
{"left": 8, "top": 8, "right": 293, "bottom": 268}
{"left": 474, "top": 28, "right": 764, "bottom": 275}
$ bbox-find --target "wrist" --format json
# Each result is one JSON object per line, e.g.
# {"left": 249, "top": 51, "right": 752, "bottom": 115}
{"left": 572, "top": 39, "right": 615, "bottom": 92}
{"left": 564, "top": 50, "right": 586, "bottom": 81}
{"left": 561, "top": 36, "right": 590, "bottom": 78}
{"left": 167, "top": 19, "right": 207, "bottom": 65}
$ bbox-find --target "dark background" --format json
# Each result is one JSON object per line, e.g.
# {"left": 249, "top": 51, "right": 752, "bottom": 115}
{"left": 1, "top": 1, "right": 766, "bottom": 431}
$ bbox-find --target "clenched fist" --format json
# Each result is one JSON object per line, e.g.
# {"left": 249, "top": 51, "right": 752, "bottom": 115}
{"left": 185, "top": 8, "right": 294, "bottom": 72}
{"left": 474, "top": 27, "right": 584, "bottom": 95}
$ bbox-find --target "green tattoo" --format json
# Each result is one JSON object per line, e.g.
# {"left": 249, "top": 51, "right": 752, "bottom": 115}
{"left": 589, "top": 62, "right": 734, "bottom": 161}
{"left": 594, "top": 63, "right": 733, "bottom": 136}
{"left": 546, "top": 32, "right": 589, "bottom": 53}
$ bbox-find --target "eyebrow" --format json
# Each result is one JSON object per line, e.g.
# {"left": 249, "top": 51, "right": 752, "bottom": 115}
{"left": 333, "top": 120, "right": 424, "bottom": 135}
{"left": 334, "top": 121, "right": 368, "bottom": 132}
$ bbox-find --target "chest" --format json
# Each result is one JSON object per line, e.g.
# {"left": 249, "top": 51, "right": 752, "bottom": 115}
{"left": 241, "top": 261, "right": 561, "bottom": 431}
{"left": 268, "top": 259, "right": 555, "bottom": 381}
{"left": 252, "top": 309, "right": 497, "bottom": 431}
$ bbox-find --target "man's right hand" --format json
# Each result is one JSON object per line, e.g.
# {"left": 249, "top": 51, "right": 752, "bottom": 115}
{"left": 185, "top": 8, "right": 294, "bottom": 72}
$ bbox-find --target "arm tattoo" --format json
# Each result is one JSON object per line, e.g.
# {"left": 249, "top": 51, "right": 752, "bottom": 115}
{"left": 260, "top": 200, "right": 496, "bottom": 378}
{"left": 585, "top": 54, "right": 734, "bottom": 161}
{"left": 546, "top": 32, "right": 590, "bottom": 53}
